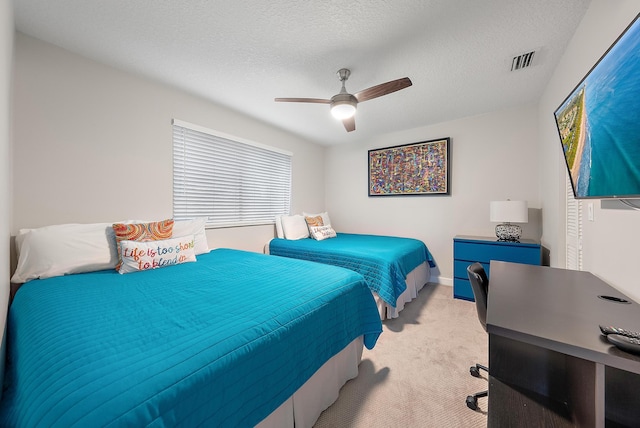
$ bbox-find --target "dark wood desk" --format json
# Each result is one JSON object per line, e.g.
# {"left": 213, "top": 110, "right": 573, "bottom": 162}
{"left": 487, "top": 261, "right": 640, "bottom": 427}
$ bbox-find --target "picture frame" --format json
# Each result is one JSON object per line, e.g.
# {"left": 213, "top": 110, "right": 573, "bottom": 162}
{"left": 368, "top": 137, "right": 450, "bottom": 196}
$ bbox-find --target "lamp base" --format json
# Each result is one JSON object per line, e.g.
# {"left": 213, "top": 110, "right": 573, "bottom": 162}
{"left": 495, "top": 223, "right": 522, "bottom": 242}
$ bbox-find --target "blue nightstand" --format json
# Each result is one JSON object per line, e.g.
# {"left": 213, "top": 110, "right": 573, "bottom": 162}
{"left": 453, "top": 235, "right": 541, "bottom": 301}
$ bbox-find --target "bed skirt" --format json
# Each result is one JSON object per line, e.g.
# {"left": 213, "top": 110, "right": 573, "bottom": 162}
{"left": 376, "top": 261, "right": 430, "bottom": 319}
{"left": 257, "top": 336, "right": 364, "bottom": 428}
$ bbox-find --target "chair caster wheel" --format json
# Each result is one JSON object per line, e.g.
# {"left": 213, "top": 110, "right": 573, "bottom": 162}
{"left": 466, "top": 395, "right": 478, "bottom": 411}
{"left": 470, "top": 366, "right": 480, "bottom": 377}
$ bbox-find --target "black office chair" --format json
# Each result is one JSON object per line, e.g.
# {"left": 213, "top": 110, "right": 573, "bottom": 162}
{"left": 466, "top": 262, "right": 489, "bottom": 411}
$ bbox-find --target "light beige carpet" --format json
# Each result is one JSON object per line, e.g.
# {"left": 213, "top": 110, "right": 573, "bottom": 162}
{"left": 314, "top": 283, "right": 489, "bottom": 428}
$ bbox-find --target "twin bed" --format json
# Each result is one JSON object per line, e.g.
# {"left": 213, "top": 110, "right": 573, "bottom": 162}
{"left": 1, "top": 226, "right": 383, "bottom": 427}
{"left": 268, "top": 233, "right": 435, "bottom": 319}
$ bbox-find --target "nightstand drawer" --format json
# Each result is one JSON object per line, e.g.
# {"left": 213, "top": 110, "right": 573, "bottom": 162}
{"left": 453, "top": 278, "right": 475, "bottom": 301}
{"left": 454, "top": 260, "right": 490, "bottom": 280}
{"left": 454, "top": 241, "right": 540, "bottom": 265}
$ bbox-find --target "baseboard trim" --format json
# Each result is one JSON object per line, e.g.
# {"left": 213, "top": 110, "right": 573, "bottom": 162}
{"left": 429, "top": 275, "right": 452, "bottom": 286}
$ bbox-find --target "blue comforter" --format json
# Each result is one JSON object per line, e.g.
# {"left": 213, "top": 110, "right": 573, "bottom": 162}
{"left": 269, "top": 233, "right": 435, "bottom": 308}
{"left": 0, "top": 249, "right": 382, "bottom": 427}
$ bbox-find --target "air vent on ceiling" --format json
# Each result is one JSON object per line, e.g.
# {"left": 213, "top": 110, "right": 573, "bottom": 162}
{"left": 511, "top": 50, "right": 536, "bottom": 71}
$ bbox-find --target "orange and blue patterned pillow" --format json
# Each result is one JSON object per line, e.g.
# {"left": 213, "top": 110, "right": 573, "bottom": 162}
{"left": 303, "top": 212, "right": 332, "bottom": 228}
{"left": 112, "top": 219, "right": 174, "bottom": 271}
{"left": 304, "top": 215, "right": 324, "bottom": 228}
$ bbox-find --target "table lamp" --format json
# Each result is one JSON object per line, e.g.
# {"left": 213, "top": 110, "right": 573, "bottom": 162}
{"left": 490, "top": 200, "right": 528, "bottom": 242}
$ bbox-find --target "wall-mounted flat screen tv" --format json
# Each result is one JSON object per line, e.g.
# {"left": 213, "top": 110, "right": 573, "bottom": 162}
{"left": 554, "top": 13, "right": 640, "bottom": 199}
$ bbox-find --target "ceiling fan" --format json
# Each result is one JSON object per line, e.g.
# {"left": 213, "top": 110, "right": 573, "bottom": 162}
{"left": 275, "top": 68, "right": 412, "bottom": 132}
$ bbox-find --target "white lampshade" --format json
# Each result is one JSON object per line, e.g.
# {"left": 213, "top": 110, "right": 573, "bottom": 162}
{"left": 490, "top": 200, "right": 528, "bottom": 223}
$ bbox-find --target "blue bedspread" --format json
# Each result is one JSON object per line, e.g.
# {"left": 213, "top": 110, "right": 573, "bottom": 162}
{"left": 269, "top": 233, "right": 435, "bottom": 308}
{"left": 0, "top": 249, "right": 382, "bottom": 427}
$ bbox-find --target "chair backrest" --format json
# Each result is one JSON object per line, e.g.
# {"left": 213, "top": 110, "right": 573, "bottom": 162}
{"left": 466, "top": 262, "right": 489, "bottom": 332}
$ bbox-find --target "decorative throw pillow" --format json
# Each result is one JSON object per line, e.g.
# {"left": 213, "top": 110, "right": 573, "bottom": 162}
{"left": 303, "top": 211, "right": 332, "bottom": 227}
{"left": 309, "top": 225, "right": 337, "bottom": 241}
{"left": 118, "top": 235, "right": 196, "bottom": 274}
{"left": 112, "top": 219, "right": 174, "bottom": 271}
{"left": 305, "top": 215, "right": 324, "bottom": 228}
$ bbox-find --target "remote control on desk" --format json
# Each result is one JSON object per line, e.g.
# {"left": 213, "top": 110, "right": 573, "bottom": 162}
{"left": 599, "top": 325, "right": 640, "bottom": 339}
{"left": 606, "top": 334, "right": 640, "bottom": 355}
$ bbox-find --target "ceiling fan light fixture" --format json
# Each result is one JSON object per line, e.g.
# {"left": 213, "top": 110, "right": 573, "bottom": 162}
{"left": 331, "top": 101, "right": 356, "bottom": 119}
{"left": 330, "top": 93, "right": 358, "bottom": 120}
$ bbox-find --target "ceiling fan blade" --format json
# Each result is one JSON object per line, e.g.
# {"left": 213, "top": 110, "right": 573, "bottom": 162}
{"left": 342, "top": 116, "right": 355, "bottom": 132}
{"left": 274, "top": 97, "right": 331, "bottom": 104}
{"left": 354, "top": 77, "right": 412, "bottom": 102}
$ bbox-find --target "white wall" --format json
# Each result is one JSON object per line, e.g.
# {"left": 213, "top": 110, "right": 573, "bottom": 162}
{"left": 12, "top": 33, "right": 326, "bottom": 254}
{"left": 325, "top": 104, "right": 541, "bottom": 284}
{"left": 0, "top": 0, "right": 13, "bottom": 401}
{"left": 539, "top": 0, "right": 640, "bottom": 302}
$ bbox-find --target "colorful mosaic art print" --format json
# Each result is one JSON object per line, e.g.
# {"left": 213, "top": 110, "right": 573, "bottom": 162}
{"left": 368, "top": 138, "right": 450, "bottom": 196}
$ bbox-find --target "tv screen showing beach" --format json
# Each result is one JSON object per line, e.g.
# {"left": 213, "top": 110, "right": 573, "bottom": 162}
{"left": 555, "top": 13, "right": 640, "bottom": 199}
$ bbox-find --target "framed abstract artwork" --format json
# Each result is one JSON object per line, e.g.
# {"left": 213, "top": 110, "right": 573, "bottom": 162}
{"left": 368, "top": 137, "right": 450, "bottom": 196}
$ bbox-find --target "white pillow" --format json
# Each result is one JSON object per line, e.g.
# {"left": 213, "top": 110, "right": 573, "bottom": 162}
{"left": 11, "top": 222, "right": 120, "bottom": 283}
{"left": 274, "top": 215, "right": 285, "bottom": 239}
{"left": 281, "top": 215, "right": 310, "bottom": 240}
{"left": 119, "top": 235, "right": 197, "bottom": 274}
{"left": 309, "top": 225, "right": 337, "bottom": 241}
{"left": 303, "top": 211, "right": 332, "bottom": 227}
{"left": 172, "top": 218, "right": 210, "bottom": 255}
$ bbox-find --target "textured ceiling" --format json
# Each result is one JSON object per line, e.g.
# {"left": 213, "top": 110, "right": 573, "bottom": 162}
{"left": 14, "top": 0, "right": 591, "bottom": 146}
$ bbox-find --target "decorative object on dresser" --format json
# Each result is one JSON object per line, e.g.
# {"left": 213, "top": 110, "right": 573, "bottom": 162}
{"left": 453, "top": 235, "right": 541, "bottom": 301}
{"left": 489, "top": 200, "right": 528, "bottom": 242}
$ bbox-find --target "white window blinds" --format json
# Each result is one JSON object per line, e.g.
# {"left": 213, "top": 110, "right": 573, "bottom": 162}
{"left": 566, "top": 173, "right": 583, "bottom": 270}
{"left": 172, "top": 119, "right": 292, "bottom": 228}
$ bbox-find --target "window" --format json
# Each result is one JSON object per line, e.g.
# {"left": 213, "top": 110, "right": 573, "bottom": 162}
{"left": 172, "top": 119, "right": 292, "bottom": 228}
